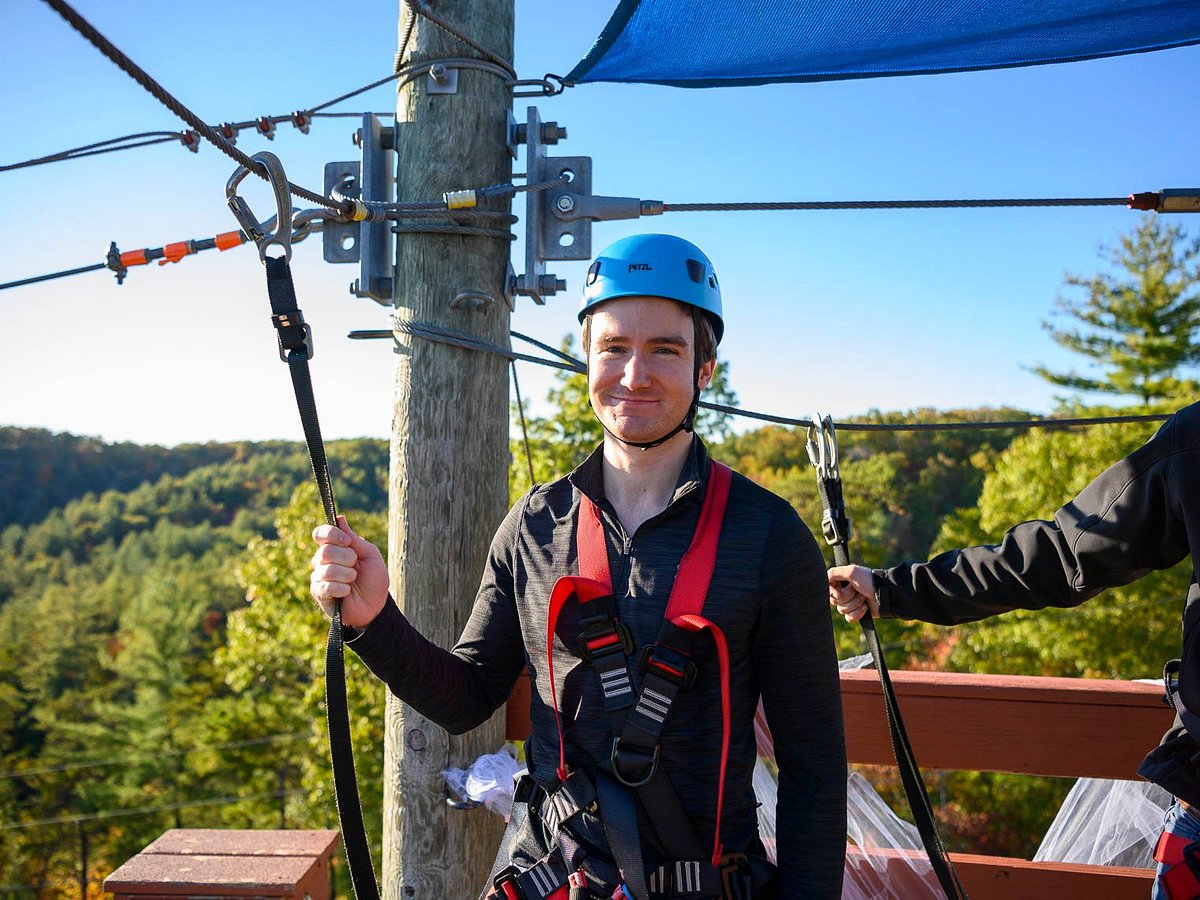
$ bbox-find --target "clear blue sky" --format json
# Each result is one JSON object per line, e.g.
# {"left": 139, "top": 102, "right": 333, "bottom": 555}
{"left": 1, "top": 1, "right": 1197, "bottom": 446}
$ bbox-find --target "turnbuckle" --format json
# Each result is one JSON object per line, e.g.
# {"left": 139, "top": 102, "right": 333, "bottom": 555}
{"left": 226, "top": 150, "right": 294, "bottom": 263}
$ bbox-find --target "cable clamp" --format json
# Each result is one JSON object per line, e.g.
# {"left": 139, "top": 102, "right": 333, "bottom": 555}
{"left": 256, "top": 117, "right": 277, "bottom": 140}
{"left": 180, "top": 130, "right": 200, "bottom": 153}
{"left": 444, "top": 189, "right": 478, "bottom": 210}
{"left": 290, "top": 111, "right": 311, "bottom": 134}
{"left": 219, "top": 122, "right": 239, "bottom": 146}
{"left": 106, "top": 241, "right": 128, "bottom": 285}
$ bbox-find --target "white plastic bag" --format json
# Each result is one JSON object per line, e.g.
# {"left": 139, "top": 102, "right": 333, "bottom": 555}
{"left": 443, "top": 743, "right": 522, "bottom": 819}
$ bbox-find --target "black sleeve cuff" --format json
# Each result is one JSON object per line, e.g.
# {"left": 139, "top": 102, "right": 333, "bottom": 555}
{"left": 872, "top": 569, "right": 894, "bottom": 618}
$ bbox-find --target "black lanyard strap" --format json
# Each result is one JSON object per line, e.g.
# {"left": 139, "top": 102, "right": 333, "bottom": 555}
{"left": 808, "top": 414, "right": 967, "bottom": 900}
{"left": 230, "top": 151, "right": 380, "bottom": 900}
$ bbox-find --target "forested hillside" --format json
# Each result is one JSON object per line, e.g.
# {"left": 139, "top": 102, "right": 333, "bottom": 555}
{"left": 0, "top": 432, "right": 388, "bottom": 895}
{"left": 0, "top": 392, "right": 1191, "bottom": 891}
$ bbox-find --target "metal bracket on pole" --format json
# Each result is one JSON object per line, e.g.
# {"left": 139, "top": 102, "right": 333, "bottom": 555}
{"left": 513, "top": 106, "right": 665, "bottom": 305}
{"left": 322, "top": 113, "right": 395, "bottom": 305}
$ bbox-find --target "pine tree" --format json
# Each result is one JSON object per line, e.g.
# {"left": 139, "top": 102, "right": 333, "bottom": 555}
{"left": 1033, "top": 215, "right": 1200, "bottom": 403}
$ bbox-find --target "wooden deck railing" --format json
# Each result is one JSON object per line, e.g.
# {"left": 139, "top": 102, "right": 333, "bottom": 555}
{"left": 508, "top": 668, "right": 1175, "bottom": 899}
{"left": 104, "top": 670, "right": 1173, "bottom": 898}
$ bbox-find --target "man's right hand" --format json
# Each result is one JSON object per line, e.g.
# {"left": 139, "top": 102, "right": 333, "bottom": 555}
{"left": 828, "top": 564, "right": 880, "bottom": 623}
{"left": 311, "top": 515, "right": 389, "bottom": 628}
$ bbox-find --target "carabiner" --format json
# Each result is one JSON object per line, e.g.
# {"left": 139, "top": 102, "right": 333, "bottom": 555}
{"left": 225, "top": 151, "right": 293, "bottom": 264}
{"left": 805, "top": 413, "right": 840, "bottom": 481}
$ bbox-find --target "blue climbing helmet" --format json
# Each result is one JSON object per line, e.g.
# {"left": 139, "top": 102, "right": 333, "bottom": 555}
{"left": 579, "top": 234, "right": 724, "bottom": 345}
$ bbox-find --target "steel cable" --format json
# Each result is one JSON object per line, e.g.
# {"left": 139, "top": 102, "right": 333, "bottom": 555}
{"left": 42, "top": 0, "right": 347, "bottom": 214}
{"left": 403, "top": 0, "right": 515, "bottom": 77}
{"left": 365, "top": 323, "right": 1173, "bottom": 432}
{"left": 663, "top": 197, "right": 1131, "bottom": 212}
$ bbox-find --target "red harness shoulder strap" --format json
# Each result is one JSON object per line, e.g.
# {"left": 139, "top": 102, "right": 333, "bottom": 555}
{"left": 575, "top": 460, "right": 732, "bottom": 603}
{"left": 545, "top": 461, "right": 735, "bottom": 866}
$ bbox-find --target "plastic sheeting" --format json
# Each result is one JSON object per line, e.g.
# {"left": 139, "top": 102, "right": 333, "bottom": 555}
{"left": 1035, "top": 776, "right": 1172, "bottom": 868}
{"left": 443, "top": 743, "right": 523, "bottom": 819}
{"left": 566, "top": 0, "right": 1200, "bottom": 87}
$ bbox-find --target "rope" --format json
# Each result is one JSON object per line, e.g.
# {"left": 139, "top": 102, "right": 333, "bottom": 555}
{"left": 42, "top": 0, "right": 345, "bottom": 214}
{"left": 663, "top": 197, "right": 1131, "bottom": 212}
{"left": 511, "top": 361, "right": 536, "bottom": 485}
{"left": 403, "top": 0, "right": 516, "bottom": 78}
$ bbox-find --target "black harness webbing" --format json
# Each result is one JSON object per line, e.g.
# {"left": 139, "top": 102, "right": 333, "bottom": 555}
{"left": 807, "top": 414, "right": 967, "bottom": 900}
{"left": 264, "top": 253, "right": 380, "bottom": 900}
{"left": 228, "top": 150, "right": 379, "bottom": 899}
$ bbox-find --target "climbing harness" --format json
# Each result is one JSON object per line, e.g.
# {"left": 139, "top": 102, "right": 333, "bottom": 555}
{"left": 808, "top": 414, "right": 968, "bottom": 900}
{"left": 490, "top": 460, "right": 763, "bottom": 899}
{"left": 1153, "top": 817, "right": 1200, "bottom": 899}
{"left": 227, "top": 151, "right": 379, "bottom": 900}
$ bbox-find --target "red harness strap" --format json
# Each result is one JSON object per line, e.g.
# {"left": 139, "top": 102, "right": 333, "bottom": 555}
{"left": 1155, "top": 828, "right": 1200, "bottom": 900}
{"left": 545, "top": 461, "right": 734, "bottom": 866}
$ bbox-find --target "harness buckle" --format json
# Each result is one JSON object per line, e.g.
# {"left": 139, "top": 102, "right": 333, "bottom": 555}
{"left": 638, "top": 643, "right": 697, "bottom": 688}
{"left": 577, "top": 618, "right": 633, "bottom": 661}
{"left": 271, "top": 312, "right": 314, "bottom": 361}
{"left": 610, "top": 737, "right": 660, "bottom": 788}
{"left": 491, "top": 865, "right": 524, "bottom": 900}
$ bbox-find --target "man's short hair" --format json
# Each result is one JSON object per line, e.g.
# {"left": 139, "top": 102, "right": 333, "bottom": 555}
{"left": 581, "top": 302, "right": 718, "bottom": 366}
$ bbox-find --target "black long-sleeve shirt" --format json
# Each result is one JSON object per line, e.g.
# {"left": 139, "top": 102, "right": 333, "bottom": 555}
{"left": 348, "top": 438, "right": 847, "bottom": 896}
{"left": 876, "top": 400, "right": 1200, "bottom": 801}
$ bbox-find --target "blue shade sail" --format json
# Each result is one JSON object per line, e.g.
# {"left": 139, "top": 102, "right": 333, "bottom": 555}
{"left": 565, "top": 0, "right": 1200, "bottom": 87}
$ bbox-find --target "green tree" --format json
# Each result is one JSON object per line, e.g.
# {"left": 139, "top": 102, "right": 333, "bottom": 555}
{"left": 924, "top": 413, "right": 1187, "bottom": 681}
{"left": 1033, "top": 216, "right": 1200, "bottom": 403}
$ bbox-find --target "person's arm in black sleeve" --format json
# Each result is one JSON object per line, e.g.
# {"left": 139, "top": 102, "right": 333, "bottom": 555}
{"left": 879, "top": 406, "right": 1198, "bottom": 626}
{"left": 758, "top": 504, "right": 847, "bottom": 897}
{"left": 347, "top": 495, "right": 530, "bottom": 735}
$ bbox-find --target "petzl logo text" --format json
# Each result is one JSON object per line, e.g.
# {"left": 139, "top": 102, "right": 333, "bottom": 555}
{"left": 628, "top": 263, "right": 652, "bottom": 272}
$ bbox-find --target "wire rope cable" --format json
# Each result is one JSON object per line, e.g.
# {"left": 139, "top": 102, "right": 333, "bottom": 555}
{"left": 511, "top": 361, "right": 536, "bottom": 485}
{"left": 41, "top": 0, "right": 346, "bottom": 214}
{"left": 403, "top": 0, "right": 516, "bottom": 77}
{"left": 663, "top": 196, "right": 1132, "bottom": 212}
{"left": 368, "top": 322, "right": 1174, "bottom": 433}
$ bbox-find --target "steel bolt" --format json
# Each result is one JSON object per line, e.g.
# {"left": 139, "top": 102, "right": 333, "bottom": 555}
{"left": 541, "top": 122, "right": 567, "bottom": 144}
{"left": 555, "top": 194, "right": 576, "bottom": 213}
{"left": 351, "top": 130, "right": 362, "bottom": 148}
{"left": 430, "top": 63, "right": 449, "bottom": 85}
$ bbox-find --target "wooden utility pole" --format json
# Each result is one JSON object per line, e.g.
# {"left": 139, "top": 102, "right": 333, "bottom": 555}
{"left": 386, "top": 1, "right": 514, "bottom": 897}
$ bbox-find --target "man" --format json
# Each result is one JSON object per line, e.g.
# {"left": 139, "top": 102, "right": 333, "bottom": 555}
{"left": 828, "top": 400, "right": 1200, "bottom": 899}
{"left": 312, "top": 234, "right": 846, "bottom": 899}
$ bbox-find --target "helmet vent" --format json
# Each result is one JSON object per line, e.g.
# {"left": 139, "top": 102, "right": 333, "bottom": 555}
{"left": 586, "top": 260, "right": 601, "bottom": 285}
{"left": 686, "top": 259, "right": 705, "bottom": 283}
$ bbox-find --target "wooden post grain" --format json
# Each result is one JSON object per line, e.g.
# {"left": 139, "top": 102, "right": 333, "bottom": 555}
{"left": 385, "top": 1, "right": 514, "bottom": 897}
